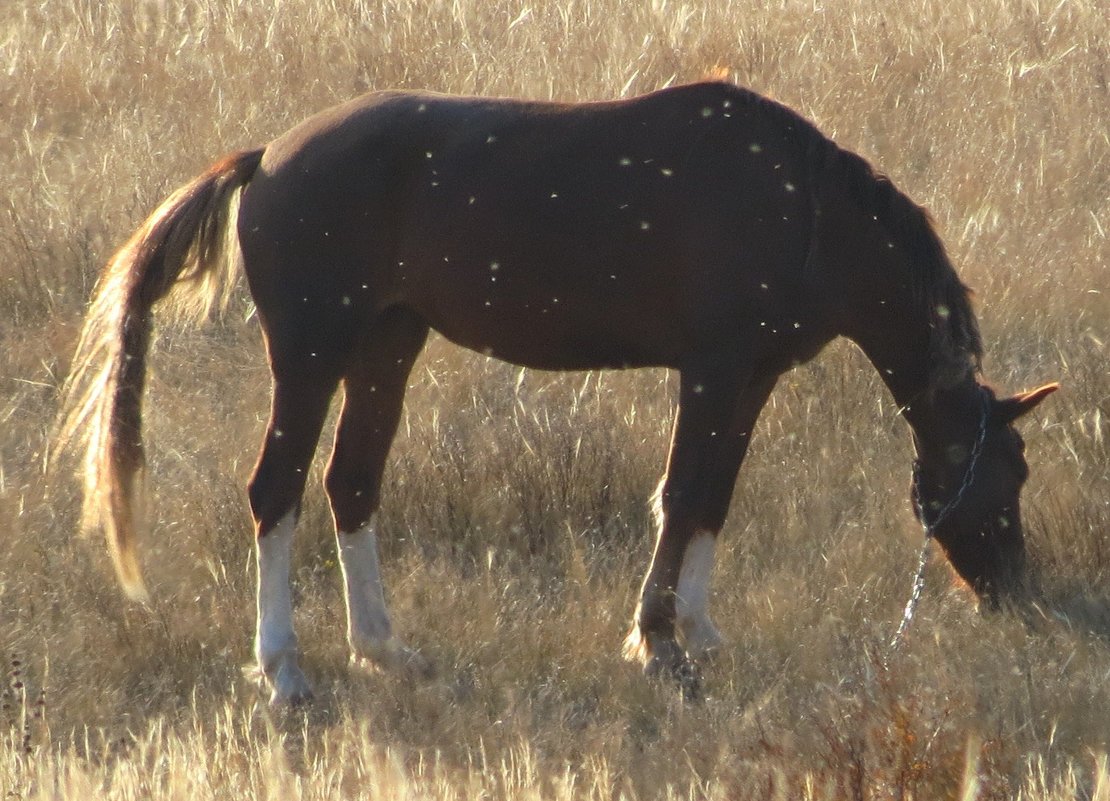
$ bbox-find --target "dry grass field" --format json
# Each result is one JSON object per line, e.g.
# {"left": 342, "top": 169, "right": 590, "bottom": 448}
{"left": 2, "top": 0, "right": 1108, "bottom": 797}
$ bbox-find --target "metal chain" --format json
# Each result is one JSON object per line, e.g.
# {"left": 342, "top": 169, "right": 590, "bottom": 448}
{"left": 887, "top": 389, "right": 990, "bottom": 657}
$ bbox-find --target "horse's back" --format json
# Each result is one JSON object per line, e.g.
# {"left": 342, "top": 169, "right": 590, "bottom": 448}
{"left": 238, "top": 83, "right": 830, "bottom": 372}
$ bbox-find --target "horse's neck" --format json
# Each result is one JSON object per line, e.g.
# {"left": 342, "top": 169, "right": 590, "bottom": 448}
{"left": 847, "top": 304, "right": 980, "bottom": 450}
{"left": 833, "top": 253, "right": 980, "bottom": 451}
{"left": 892, "top": 373, "right": 982, "bottom": 457}
{"left": 859, "top": 337, "right": 985, "bottom": 475}
{"left": 813, "top": 190, "right": 975, "bottom": 448}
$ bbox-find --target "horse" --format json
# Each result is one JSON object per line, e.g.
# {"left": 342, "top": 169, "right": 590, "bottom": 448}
{"left": 58, "top": 81, "right": 1057, "bottom": 705}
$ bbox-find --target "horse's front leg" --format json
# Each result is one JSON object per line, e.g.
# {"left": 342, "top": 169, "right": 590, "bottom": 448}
{"left": 624, "top": 366, "right": 777, "bottom": 694}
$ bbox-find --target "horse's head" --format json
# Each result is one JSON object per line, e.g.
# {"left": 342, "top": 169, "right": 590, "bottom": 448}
{"left": 914, "top": 383, "right": 1058, "bottom": 607}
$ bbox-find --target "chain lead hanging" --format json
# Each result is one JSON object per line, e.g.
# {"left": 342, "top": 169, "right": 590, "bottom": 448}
{"left": 886, "top": 390, "right": 990, "bottom": 659}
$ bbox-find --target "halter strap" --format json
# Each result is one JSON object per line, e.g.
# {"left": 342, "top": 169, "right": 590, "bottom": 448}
{"left": 910, "top": 387, "right": 991, "bottom": 532}
{"left": 888, "top": 387, "right": 990, "bottom": 656}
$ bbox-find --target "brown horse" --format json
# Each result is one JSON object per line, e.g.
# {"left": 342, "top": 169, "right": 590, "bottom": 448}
{"left": 59, "top": 81, "right": 1056, "bottom": 705}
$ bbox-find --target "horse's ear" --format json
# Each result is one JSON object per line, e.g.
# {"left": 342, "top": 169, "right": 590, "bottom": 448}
{"left": 996, "top": 383, "right": 1059, "bottom": 423}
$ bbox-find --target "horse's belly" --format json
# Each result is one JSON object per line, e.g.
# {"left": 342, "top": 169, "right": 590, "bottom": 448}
{"left": 418, "top": 296, "right": 677, "bottom": 370}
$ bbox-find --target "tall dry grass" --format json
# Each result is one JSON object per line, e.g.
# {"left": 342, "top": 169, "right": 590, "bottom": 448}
{"left": 1, "top": 0, "right": 1107, "bottom": 798}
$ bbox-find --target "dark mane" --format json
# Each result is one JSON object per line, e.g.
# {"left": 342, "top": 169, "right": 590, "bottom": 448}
{"left": 827, "top": 145, "right": 983, "bottom": 387}
{"left": 720, "top": 83, "right": 983, "bottom": 389}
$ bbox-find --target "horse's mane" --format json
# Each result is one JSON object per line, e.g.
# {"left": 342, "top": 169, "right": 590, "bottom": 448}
{"left": 823, "top": 144, "right": 983, "bottom": 387}
{"left": 722, "top": 83, "right": 984, "bottom": 389}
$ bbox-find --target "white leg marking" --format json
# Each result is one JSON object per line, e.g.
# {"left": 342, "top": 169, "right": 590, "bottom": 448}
{"left": 676, "top": 530, "right": 724, "bottom": 657}
{"left": 337, "top": 520, "right": 430, "bottom": 676}
{"left": 255, "top": 512, "right": 312, "bottom": 704}
{"left": 337, "top": 521, "right": 393, "bottom": 652}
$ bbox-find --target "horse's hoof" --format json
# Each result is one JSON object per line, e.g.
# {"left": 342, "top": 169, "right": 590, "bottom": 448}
{"left": 247, "top": 658, "right": 314, "bottom": 708}
{"left": 262, "top": 675, "right": 315, "bottom": 709}
{"left": 269, "top": 672, "right": 315, "bottom": 709}
{"left": 674, "top": 658, "right": 702, "bottom": 702}
{"left": 643, "top": 653, "right": 674, "bottom": 680}
{"left": 642, "top": 641, "right": 702, "bottom": 700}
{"left": 352, "top": 638, "right": 435, "bottom": 681}
{"left": 645, "top": 654, "right": 702, "bottom": 701}
{"left": 270, "top": 685, "right": 314, "bottom": 709}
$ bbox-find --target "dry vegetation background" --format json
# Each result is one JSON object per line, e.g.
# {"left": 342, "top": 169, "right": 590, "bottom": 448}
{"left": 1, "top": 0, "right": 1108, "bottom": 798}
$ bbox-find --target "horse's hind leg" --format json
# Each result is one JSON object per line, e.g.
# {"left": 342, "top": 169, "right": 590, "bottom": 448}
{"left": 324, "top": 308, "right": 430, "bottom": 677}
{"left": 250, "top": 370, "right": 339, "bottom": 706}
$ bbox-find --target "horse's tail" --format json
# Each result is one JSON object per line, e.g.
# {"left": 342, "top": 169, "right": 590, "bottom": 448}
{"left": 56, "top": 148, "right": 265, "bottom": 601}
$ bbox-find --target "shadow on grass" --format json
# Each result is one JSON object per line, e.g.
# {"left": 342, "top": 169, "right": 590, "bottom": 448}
{"left": 1027, "top": 580, "right": 1110, "bottom": 644}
